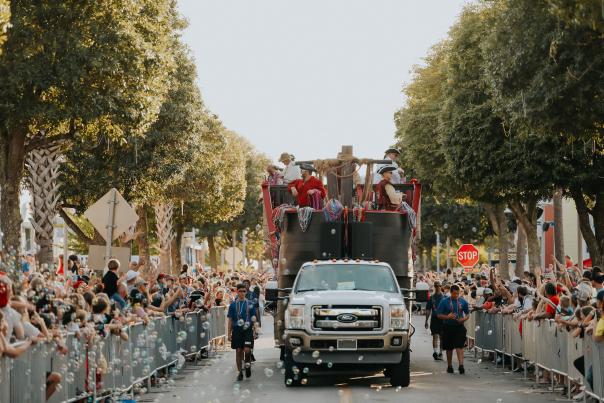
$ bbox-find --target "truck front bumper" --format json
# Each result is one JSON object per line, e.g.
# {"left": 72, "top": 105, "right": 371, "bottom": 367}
{"left": 284, "top": 330, "right": 409, "bottom": 364}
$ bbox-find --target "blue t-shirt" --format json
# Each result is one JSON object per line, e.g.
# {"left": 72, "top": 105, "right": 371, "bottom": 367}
{"left": 426, "top": 292, "right": 445, "bottom": 320}
{"left": 227, "top": 299, "right": 256, "bottom": 328}
{"left": 436, "top": 296, "right": 469, "bottom": 326}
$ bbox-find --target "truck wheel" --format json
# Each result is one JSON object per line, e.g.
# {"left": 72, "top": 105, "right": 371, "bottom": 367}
{"left": 283, "top": 350, "right": 302, "bottom": 387}
{"left": 388, "top": 347, "right": 410, "bottom": 387}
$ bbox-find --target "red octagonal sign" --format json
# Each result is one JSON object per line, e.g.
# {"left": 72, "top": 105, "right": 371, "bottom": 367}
{"left": 457, "top": 244, "right": 479, "bottom": 268}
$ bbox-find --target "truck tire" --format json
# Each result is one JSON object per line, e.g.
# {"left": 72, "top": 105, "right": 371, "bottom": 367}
{"left": 283, "top": 349, "right": 301, "bottom": 387}
{"left": 388, "top": 346, "right": 410, "bottom": 387}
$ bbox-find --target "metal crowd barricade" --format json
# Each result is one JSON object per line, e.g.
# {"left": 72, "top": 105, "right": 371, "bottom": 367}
{"left": 470, "top": 312, "right": 604, "bottom": 402}
{"left": 0, "top": 307, "right": 230, "bottom": 403}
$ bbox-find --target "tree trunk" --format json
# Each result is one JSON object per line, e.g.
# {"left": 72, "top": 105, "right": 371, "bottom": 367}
{"left": 553, "top": 189, "right": 565, "bottom": 262}
{"left": 154, "top": 202, "right": 174, "bottom": 274}
{"left": 484, "top": 202, "right": 510, "bottom": 280}
{"left": 509, "top": 199, "right": 540, "bottom": 273}
{"left": 516, "top": 225, "right": 527, "bottom": 277}
{"left": 207, "top": 234, "right": 217, "bottom": 269}
{"left": 425, "top": 246, "right": 433, "bottom": 271}
{"left": 0, "top": 129, "right": 26, "bottom": 264}
{"left": 25, "top": 146, "right": 62, "bottom": 266}
{"left": 571, "top": 189, "right": 603, "bottom": 268}
{"left": 134, "top": 204, "right": 151, "bottom": 275}
{"left": 170, "top": 231, "right": 182, "bottom": 275}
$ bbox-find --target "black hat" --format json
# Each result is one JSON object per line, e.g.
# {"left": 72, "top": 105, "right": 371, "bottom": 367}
{"left": 299, "top": 163, "right": 316, "bottom": 172}
{"left": 384, "top": 148, "right": 401, "bottom": 156}
{"left": 378, "top": 165, "right": 397, "bottom": 175}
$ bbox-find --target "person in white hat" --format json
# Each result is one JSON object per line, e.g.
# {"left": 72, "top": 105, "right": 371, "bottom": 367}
{"left": 373, "top": 148, "right": 405, "bottom": 184}
{"left": 278, "top": 152, "right": 301, "bottom": 185}
{"left": 125, "top": 270, "right": 139, "bottom": 293}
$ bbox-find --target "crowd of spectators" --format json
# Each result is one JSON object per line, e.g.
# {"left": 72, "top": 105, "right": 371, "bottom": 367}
{"left": 417, "top": 255, "right": 604, "bottom": 400}
{"left": 0, "top": 254, "right": 271, "bottom": 400}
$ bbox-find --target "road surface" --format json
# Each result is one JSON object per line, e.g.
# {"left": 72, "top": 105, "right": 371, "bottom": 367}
{"left": 150, "top": 315, "right": 558, "bottom": 403}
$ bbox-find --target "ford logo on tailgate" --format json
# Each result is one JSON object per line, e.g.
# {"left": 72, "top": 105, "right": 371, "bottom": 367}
{"left": 337, "top": 314, "right": 358, "bottom": 323}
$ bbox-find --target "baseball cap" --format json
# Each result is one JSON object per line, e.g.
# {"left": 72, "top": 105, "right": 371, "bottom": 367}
{"left": 593, "top": 274, "right": 604, "bottom": 284}
{"left": 483, "top": 288, "right": 493, "bottom": 295}
{"left": 126, "top": 270, "right": 139, "bottom": 282}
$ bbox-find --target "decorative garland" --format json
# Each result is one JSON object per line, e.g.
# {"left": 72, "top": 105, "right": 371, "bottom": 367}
{"left": 323, "top": 199, "right": 344, "bottom": 222}
{"left": 297, "top": 207, "right": 314, "bottom": 232}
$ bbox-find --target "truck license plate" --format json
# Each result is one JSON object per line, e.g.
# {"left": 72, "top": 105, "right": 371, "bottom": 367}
{"left": 337, "top": 339, "right": 357, "bottom": 350}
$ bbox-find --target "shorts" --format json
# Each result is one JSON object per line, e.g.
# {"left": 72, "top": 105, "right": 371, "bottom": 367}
{"left": 430, "top": 317, "right": 443, "bottom": 335}
{"left": 441, "top": 324, "right": 467, "bottom": 350}
{"left": 231, "top": 327, "right": 254, "bottom": 350}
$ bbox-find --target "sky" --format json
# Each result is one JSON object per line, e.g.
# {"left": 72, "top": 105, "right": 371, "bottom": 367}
{"left": 177, "top": 0, "right": 468, "bottom": 163}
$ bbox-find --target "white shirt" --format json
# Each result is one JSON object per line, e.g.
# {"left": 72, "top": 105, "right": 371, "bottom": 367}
{"left": 1, "top": 306, "right": 23, "bottom": 342}
{"left": 282, "top": 163, "right": 301, "bottom": 184}
{"left": 415, "top": 281, "right": 429, "bottom": 291}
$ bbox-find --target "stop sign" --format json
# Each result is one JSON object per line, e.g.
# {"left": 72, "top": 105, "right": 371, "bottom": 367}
{"left": 457, "top": 244, "right": 479, "bottom": 268}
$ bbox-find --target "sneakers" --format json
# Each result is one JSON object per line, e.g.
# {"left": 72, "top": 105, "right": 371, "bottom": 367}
{"left": 245, "top": 366, "right": 252, "bottom": 378}
{"left": 458, "top": 365, "right": 465, "bottom": 375}
{"left": 237, "top": 371, "right": 244, "bottom": 381}
{"left": 438, "top": 352, "right": 443, "bottom": 360}
{"left": 447, "top": 366, "right": 454, "bottom": 374}
{"left": 432, "top": 352, "right": 439, "bottom": 360}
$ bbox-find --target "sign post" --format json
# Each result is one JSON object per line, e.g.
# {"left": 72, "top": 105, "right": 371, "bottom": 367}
{"left": 457, "top": 244, "right": 479, "bottom": 271}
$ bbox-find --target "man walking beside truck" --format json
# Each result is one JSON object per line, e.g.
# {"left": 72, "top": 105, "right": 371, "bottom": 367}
{"left": 228, "top": 283, "right": 257, "bottom": 381}
{"left": 436, "top": 284, "right": 470, "bottom": 374}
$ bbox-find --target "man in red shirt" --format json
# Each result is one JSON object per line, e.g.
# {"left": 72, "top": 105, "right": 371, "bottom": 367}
{"left": 287, "top": 164, "right": 326, "bottom": 208}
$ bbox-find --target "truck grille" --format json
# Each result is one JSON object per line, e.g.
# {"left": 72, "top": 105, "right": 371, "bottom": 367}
{"left": 312, "top": 305, "right": 382, "bottom": 331}
{"left": 310, "top": 339, "right": 384, "bottom": 349}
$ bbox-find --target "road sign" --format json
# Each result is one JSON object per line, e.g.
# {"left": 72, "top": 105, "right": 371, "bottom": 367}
{"left": 84, "top": 188, "right": 138, "bottom": 268}
{"left": 457, "top": 244, "right": 479, "bottom": 268}
{"left": 84, "top": 188, "right": 138, "bottom": 242}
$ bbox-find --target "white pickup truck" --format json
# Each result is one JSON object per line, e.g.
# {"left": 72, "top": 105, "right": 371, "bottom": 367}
{"left": 279, "top": 260, "right": 412, "bottom": 387}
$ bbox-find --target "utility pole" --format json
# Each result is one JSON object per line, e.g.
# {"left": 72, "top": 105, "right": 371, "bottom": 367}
{"left": 435, "top": 231, "right": 441, "bottom": 273}
{"left": 232, "top": 230, "right": 237, "bottom": 272}
{"left": 242, "top": 229, "right": 247, "bottom": 269}
{"left": 446, "top": 236, "right": 451, "bottom": 270}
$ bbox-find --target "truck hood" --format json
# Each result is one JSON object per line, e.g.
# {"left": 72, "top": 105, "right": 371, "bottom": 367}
{"left": 290, "top": 290, "right": 404, "bottom": 306}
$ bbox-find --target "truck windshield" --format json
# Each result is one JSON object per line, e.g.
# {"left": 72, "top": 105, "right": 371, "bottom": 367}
{"left": 295, "top": 264, "right": 398, "bottom": 293}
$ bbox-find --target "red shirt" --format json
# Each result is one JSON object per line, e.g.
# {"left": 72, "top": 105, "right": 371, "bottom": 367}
{"left": 545, "top": 295, "right": 560, "bottom": 317}
{"left": 288, "top": 176, "right": 326, "bottom": 207}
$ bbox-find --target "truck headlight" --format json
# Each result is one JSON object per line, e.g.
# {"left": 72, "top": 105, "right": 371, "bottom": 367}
{"left": 390, "top": 304, "right": 409, "bottom": 330}
{"left": 285, "top": 305, "right": 305, "bottom": 330}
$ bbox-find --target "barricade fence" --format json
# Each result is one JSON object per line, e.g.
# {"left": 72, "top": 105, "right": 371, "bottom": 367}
{"left": 0, "top": 307, "right": 228, "bottom": 403}
{"left": 468, "top": 312, "right": 604, "bottom": 401}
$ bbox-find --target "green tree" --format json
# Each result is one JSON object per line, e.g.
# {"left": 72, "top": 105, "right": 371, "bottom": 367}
{"left": 193, "top": 139, "right": 270, "bottom": 269}
{"left": 0, "top": 0, "right": 180, "bottom": 257}
{"left": 482, "top": 0, "right": 604, "bottom": 266}
{"left": 0, "top": 1, "right": 8, "bottom": 52}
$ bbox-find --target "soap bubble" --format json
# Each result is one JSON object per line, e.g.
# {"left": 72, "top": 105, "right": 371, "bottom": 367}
{"left": 311, "top": 351, "right": 320, "bottom": 359}
{"left": 358, "top": 355, "right": 364, "bottom": 361}
{"left": 264, "top": 368, "right": 274, "bottom": 377}
{"left": 487, "top": 330, "right": 493, "bottom": 335}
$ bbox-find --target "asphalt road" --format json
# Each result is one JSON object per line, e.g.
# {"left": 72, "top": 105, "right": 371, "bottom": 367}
{"left": 149, "top": 314, "right": 560, "bottom": 403}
